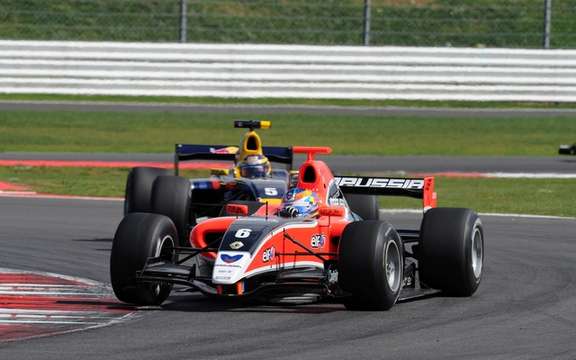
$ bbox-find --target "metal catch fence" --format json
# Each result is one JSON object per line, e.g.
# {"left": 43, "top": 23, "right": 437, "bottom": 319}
{"left": 0, "top": 0, "right": 574, "bottom": 48}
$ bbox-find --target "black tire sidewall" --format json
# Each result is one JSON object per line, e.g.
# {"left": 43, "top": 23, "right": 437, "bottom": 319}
{"left": 110, "top": 213, "right": 177, "bottom": 305}
{"left": 339, "top": 220, "right": 403, "bottom": 310}
{"left": 151, "top": 176, "right": 192, "bottom": 246}
{"left": 124, "top": 167, "right": 170, "bottom": 214}
{"left": 419, "top": 208, "right": 484, "bottom": 296}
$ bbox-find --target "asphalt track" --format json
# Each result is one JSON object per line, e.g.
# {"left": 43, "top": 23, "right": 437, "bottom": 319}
{"left": 2, "top": 152, "right": 575, "bottom": 174}
{"left": 1, "top": 196, "right": 575, "bottom": 359}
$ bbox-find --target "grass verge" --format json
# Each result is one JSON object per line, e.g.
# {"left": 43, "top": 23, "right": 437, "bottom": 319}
{"left": 1, "top": 110, "right": 575, "bottom": 156}
{"left": 0, "top": 166, "right": 573, "bottom": 218}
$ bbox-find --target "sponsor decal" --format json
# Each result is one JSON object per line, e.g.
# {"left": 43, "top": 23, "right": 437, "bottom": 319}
{"left": 229, "top": 241, "right": 244, "bottom": 250}
{"left": 220, "top": 254, "right": 244, "bottom": 264}
{"left": 328, "top": 198, "right": 346, "bottom": 206}
{"left": 311, "top": 234, "right": 326, "bottom": 248}
{"left": 334, "top": 177, "right": 424, "bottom": 190}
{"left": 262, "top": 246, "right": 276, "bottom": 262}
{"left": 210, "top": 146, "right": 238, "bottom": 154}
{"left": 193, "top": 180, "right": 215, "bottom": 190}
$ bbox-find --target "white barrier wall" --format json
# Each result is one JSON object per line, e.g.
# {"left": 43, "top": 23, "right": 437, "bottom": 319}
{"left": 1, "top": 40, "right": 576, "bottom": 102}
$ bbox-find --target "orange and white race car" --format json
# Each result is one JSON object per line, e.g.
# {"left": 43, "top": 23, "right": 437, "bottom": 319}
{"left": 111, "top": 146, "right": 485, "bottom": 310}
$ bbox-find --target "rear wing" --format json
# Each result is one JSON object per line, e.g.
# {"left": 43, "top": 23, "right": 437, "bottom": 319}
{"left": 174, "top": 144, "right": 293, "bottom": 174}
{"left": 334, "top": 176, "right": 437, "bottom": 210}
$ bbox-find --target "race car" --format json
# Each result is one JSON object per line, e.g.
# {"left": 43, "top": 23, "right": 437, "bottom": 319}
{"left": 111, "top": 146, "right": 485, "bottom": 310}
{"left": 123, "top": 120, "right": 295, "bottom": 246}
{"left": 559, "top": 143, "right": 576, "bottom": 155}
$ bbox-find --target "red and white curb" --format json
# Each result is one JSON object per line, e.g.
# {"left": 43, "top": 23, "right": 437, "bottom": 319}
{"left": 0, "top": 191, "right": 123, "bottom": 201}
{"left": 410, "top": 171, "right": 576, "bottom": 179}
{"left": 0, "top": 268, "right": 135, "bottom": 342}
{"left": 0, "top": 159, "right": 227, "bottom": 170}
{"left": 0, "top": 181, "right": 123, "bottom": 201}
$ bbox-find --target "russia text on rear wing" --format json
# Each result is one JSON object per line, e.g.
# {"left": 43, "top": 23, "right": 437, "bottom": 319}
{"left": 334, "top": 176, "right": 437, "bottom": 211}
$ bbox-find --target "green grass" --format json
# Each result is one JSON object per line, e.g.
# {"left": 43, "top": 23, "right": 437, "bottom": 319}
{"left": 1, "top": 0, "right": 575, "bottom": 48}
{"left": 2, "top": 93, "right": 576, "bottom": 110}
{"left": 0, "top": 166, "right": 573, "bottom": 217}
{"left": 1, "top": 110, "right": 575, "bottom": 156}
{"left": 379, "top": 177, "right": 575, "bottom": 217}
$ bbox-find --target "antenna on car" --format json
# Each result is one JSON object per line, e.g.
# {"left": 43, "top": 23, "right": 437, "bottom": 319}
{"left": 234, "top": 120, "right": 271, "bottom": 131}
{"left": 265, "top": 200, "right": 269, "bottom": 220}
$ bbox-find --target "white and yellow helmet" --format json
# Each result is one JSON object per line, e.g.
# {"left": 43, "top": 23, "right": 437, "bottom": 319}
{"left": 238, "top": 154, "right": 271, "bottom": 178}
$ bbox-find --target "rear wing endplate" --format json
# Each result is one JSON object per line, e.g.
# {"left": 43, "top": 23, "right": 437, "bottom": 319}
{"left": 334, "top": 176, "right": 437, "bottom": 210}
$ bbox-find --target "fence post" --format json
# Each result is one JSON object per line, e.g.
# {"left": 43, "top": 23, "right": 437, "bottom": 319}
{"left": 363, "top": 0, "right": 371, "bottom": 46}
{"left": 179, "top": 0, "right": 188, "bottom": 43}
{"left": 543, "top": 0, "right": 552, "bottom": 48}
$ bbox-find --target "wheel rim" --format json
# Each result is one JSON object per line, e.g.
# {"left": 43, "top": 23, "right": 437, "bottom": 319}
{"left": 384, "top": 240, "right": 401, "bottom": 292}
{"left": 157, "top": 235, "right": 175, "bottom": 260}
{"left": 151, "top": 235, "right": 175, "bottom": 295}
{"left": 471, "top": 227, "right": 483, "bottom": 279}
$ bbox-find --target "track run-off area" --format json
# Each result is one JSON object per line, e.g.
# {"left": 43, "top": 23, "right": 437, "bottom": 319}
{"left": 0, "top": 196, "right": 574, "bottom": 359}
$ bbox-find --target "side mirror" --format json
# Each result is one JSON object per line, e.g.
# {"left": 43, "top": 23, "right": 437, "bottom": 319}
{"left": 318, "top": 206, "right": 345, "bottom": 217}
{"left": 225, "top": 204, "right": 249, "bottom": 216}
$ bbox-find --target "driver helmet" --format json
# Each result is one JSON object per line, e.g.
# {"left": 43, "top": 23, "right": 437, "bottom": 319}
{"left": 279, "top": 188, "right": 320, "bottom": 218}
{"left": 238, "top": 154, "right": 271, "bottom": 178}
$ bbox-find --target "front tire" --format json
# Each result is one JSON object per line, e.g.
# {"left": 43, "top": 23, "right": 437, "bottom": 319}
{"left": 338, "top": 220, "right": 403, "bottom": 310}
{"left": 110, "top": 213, "right": 177, "bottom": 305}
{"left": 419, "top": 208, "right": 484, "bottom": 296}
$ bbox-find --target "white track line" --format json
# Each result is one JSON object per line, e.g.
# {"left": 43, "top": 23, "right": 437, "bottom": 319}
{"left": 484, "top": 172, "right": 576, "bottom": 179}
{"left": 379, "top": 209, "right": 576, "bottom": 220}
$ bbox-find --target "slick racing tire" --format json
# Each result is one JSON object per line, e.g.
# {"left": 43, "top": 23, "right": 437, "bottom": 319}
{"left": 110, "top": 213, "right": 177, "bottom": 305}
{"left": 345, "top": 194, "right": 379, "bottom": 220}
{"left": 338, "top": 220, "right": 403, "bottom": 310}
{"left": 124, "top": 167, "right": 170, "bottom": 214}
{"left": 151, "top": 176, "right": 193, "bottom": 247}
{"left": 419, "top": 208, "right": 484, "bottom": 296}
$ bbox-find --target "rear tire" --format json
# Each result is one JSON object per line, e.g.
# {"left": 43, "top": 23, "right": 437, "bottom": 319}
{"left": 338, "top": 220, "right": 403, "bottom": 310}
{"left": 124, "top": 167, "right": 170, "bottom": 214}
{"left": 419, "top": 208, "right": 484, "bottom": 296}
{"left": 345, "top": 194, "right": 379, "bottom": 220}
{"left": 110, "top": 213, "right": 177, "bottom": 305}
{"left": 151, "top": 176, "right": 193, "bottom": 247}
